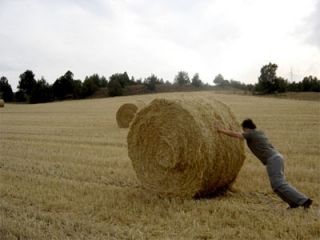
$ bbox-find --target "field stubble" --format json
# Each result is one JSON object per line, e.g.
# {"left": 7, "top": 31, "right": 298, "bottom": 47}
{"left": 0, "top": 92, "right": 319, "bottom": 240}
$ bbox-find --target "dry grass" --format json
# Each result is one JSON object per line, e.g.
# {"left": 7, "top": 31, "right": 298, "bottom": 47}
{"left": 0, "top": 92, "right": 319, "bottom": 240}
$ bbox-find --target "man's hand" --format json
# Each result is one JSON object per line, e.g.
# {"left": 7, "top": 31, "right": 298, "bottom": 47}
{"left": 214, "top": 121, "right": 223, "bottom": 133}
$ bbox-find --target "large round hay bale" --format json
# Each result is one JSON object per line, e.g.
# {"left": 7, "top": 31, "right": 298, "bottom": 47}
{"left": 116, "top": 101, "right": 146, "bottom": 128}
{"left": 127, "top": 97, "right": 245, "bottom": 198}
{"left": 0, "top": 99, "right": 4, "bottom": 108}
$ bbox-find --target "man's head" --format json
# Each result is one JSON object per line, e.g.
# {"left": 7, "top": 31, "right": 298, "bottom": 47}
{"left": 241, "top": 119, "right": 256, "bottom": 130}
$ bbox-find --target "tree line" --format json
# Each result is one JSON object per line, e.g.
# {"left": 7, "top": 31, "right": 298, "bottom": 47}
{"left": 0, "top": 63, "right": 319, "bottom": 104}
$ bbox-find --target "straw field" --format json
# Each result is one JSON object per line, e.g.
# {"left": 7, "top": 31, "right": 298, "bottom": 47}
{"left": 0, "top": 92, "right": 319, "bottom": 240}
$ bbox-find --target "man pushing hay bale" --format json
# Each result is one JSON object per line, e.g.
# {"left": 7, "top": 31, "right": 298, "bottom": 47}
{"left": 127, "top": 97, "right": 245, "bottom": 198}
{"left": 116, "top": 101, "right": 146, "bottom": 128}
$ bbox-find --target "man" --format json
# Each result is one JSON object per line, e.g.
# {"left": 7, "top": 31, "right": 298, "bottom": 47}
{"left": 215, "top": 118, "right": 312, "bottom": 210}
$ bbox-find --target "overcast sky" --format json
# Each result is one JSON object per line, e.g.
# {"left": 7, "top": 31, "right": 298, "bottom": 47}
{"left": 1, "top": 0, "right": 319, "bottom": 91}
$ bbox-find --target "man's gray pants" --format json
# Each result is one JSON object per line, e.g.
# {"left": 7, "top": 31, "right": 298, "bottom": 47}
{"left": 266, "top": 154, "right": 307, "bottom": 206}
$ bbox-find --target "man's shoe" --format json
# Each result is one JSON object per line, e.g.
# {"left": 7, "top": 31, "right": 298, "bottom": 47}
{"left": 287, "top": 203, "right": 300, "bottom": 210}
{"left": 302, "top": 198, "right": 313, "bottom": 209}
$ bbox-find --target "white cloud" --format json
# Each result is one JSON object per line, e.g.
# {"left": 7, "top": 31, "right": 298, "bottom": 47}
{"left": 0, "top": 0, "right": 319, "bottom": 91}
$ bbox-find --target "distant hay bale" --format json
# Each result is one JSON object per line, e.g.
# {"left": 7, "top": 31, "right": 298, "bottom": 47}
{"left": 0, "top": 99, "right": 4, "bottom": 108}
{"left": 127, "top": 97, "right": 245, "bottom": 198}
{"left": 116, "top": 101, "right": 146, "bottom": 128}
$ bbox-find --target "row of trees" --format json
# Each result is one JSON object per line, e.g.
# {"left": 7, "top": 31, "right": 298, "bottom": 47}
{"left": 0, "top": 70, "right": 209, "bottom": 103}
{"left": 255, "top": 63, "right": 319, "bottom": 94}
{"left": 1, "top": 70, "right": 109, "bottom": 103}
{"left": 213, "top": 63, "right": 319, "bottom": 94}
{"left": 0, "top": 63, "right": 319, "bottom": 104}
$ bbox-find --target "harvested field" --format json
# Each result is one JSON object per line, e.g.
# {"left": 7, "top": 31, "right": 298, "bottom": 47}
{"left": 0, "top": 92, "right": 319, "bottom": 239}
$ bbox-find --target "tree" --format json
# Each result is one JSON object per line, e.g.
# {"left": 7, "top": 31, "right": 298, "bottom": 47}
{"left": 300, "top": 76, "right": 319, "bottom": 92}
{"left": 81, "top": 78, "right": 98, "bottom": 98}
{"left": 73, "top": 80, "right": 82, "bottom": 99}
{"left": 14, "top": 91, "right": 27, "bottom": 102}
{"left": 120, "top": 72, "right": 132, "bottom": 87}
{"left": 0, "top": 76, "right": 14, "bottom": 102}
{"left": 256, "top": 63, "right": 287, "bottom": 94}
{"left": 230, "top": 80, "right": 245, "bottom": 90}
{"left": 213, "top": 74, "right": 224, "bottom": 86}
{"left": 18, "top": 70, "right": 37, "bottom": 95}
{"left": 85, "top": 74, "right": 108, "bottom": 89}
{"left": 190, "top": 73, "right": 203, "bottom": 87}
{"left": 135, "top": 78, "right": 143, "bottom": 85}
{"left": 274, "top": 77, "right": 288, "bottom": 93}
{"left": 220, "top": 79, "right": 230, "bottom": 88}
{"left": 108, "top": 74, "right": 123, "bottom": 97}
{"left": 143, "top": 74, "right": 160, "bottom": 91}
{"left": 100, "top": 76, "right": 108, "bottom": 88}
{"left": 113, "top": 72, "right": 132, "bottom": 88}
{"left": 287, "top": 81, "right": 299, "bottom": 92}
{"left": 53, "top": 71, "right": 75, "bottom": 100}
{"left": 29, "top": 78, "right": 53, "bottom": 104}
{"left": 174, "top": 71, "right": 190, "bottom": 85}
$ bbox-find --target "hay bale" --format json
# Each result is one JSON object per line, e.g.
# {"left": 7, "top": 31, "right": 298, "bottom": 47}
{"left": 0, "top": 99, "right": 4, "bottom": 108}
{"left": 127, "top": 97, "right": 245, "bottom": 198}
{"left": 116, "top": 101, "right": 146, "bottom": 128}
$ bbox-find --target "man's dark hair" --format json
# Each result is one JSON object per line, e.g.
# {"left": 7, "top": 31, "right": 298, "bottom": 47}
{"left": 241, "top": 119, "right": 256, "bottom": 129}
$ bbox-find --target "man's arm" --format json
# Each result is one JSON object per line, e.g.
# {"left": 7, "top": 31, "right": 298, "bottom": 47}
{"left": 217, "top": 129, "right": 244, "bottom": 139}
{"left": 215, "top": 123, "right": 244, "bottom": 139}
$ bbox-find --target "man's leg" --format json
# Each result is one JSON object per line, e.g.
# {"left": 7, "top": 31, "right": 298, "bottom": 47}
{"left": 266, "top": 154, "right": 308, "bottom": 207}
